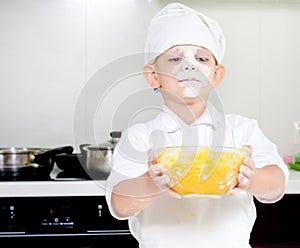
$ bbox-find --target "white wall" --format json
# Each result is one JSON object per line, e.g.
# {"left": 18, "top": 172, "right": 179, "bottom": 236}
{"left": 0, "top": 0, "right": 299, "bottom": 157}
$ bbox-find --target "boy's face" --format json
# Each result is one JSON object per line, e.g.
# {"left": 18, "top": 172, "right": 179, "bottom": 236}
{"left": 146, "top": 45, "right": 224, "bottom": 105}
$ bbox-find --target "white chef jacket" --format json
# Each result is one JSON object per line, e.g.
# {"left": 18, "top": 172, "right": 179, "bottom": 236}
{"left": 105, "top": 103, "right": 289, "bottom": 248}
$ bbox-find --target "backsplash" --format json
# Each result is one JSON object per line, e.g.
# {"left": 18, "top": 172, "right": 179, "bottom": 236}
{"left": 0, "top": 0, "right": 299, "bottom": 157}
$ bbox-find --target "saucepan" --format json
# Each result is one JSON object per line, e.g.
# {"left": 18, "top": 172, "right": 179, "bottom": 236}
{"left": 55, "top": 132, "right": 121, "bottom": 179}
{"left": 80, "top": 131, "right": 121, "bottom": 176}
{"left": 0, "top": 145, "right": 74, "bottom": 178}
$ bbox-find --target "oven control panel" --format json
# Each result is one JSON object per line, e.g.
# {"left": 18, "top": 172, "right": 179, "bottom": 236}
{"left": 0, "top": 196, "right": 130, "bottom": 236}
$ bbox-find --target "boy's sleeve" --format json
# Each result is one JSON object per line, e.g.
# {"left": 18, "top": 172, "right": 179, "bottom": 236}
{"left": 105, "top": 124, "right": 150, "bottom": 219}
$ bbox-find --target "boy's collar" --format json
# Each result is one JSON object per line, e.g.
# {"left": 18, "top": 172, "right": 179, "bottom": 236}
{"left": 160, "top": 102, "right": 223, "bottom": 133}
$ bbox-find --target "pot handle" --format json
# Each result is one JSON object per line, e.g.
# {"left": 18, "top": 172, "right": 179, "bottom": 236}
{"left": 33, "top": 145, "right": 74, "bottom": 164}
{"left": 79, "top": 144, "right": 90, "bottom": 155}
{"left": 110, "top": 131, "right": 122, "bottom": 144}
{"left": 110, "top": 131, "right": 122, "bottom": 138}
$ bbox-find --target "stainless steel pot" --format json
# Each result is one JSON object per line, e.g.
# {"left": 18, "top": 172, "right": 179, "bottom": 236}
{"left": 0, "top": 146, "right": 74, "bottom": 178}
{"left": 80, "top": 131, "right": 121, "bottom": 177}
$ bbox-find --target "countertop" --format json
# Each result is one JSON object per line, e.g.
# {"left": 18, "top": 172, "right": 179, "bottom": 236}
{"left": 0, "top": 169, "right": 299, "bottom": 198}
{"left": 284, "top": 168, "right": 300, "bottom": 193}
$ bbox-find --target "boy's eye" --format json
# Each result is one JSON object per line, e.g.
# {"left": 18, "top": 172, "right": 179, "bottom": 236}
{"left": 196, "top": 57, "right": 209, "bottom": 62}
{"left": 169, "top": 57, "right": 182, "bottom": 62}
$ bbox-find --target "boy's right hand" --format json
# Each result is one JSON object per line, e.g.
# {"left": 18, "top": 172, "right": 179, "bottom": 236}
{"left": 148, "top": 162, "right": 170, "bottom": 187}
{"left": 148, "top": 149, "right": 182, "bottom": 198}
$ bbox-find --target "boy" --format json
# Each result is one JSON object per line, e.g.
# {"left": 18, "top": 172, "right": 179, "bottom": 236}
{"left": 105, "top": 3, "right": 289, "bottom": 248}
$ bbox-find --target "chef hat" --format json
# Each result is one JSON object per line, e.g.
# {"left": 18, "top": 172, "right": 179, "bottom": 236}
{"left": 144, "top": 2, "right": 226, "bottom": 65}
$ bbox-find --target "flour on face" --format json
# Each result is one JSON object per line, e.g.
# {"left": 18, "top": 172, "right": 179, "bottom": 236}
{"left": 171, "top": 46, "right": 212, "bottom": 98}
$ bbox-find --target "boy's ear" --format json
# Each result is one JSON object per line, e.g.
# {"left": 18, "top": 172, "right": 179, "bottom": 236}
{"left": 144, "top": 64, "right": 161, "bottom": 89}
{"left": 212, "top": 64, "right": 225, "bottom": 88}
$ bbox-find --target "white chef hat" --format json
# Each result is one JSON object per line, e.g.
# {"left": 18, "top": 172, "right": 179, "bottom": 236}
{"left": 144, "top": 2, "right": 226, "bottom": 65}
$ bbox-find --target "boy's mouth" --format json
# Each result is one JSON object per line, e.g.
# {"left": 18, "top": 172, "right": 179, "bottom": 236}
{"left": 178, "top": 78, "right": 201, "bottom": 83}
{"left": 178, "top": 79, "right": 204, "bottom": 98}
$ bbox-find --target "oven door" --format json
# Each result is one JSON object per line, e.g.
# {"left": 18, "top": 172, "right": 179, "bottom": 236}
{"left": 0, "top": 196, "right": 138, "bottom": 247}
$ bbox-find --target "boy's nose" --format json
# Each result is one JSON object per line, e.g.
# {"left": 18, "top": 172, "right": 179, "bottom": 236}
{"left": 182, "top": 60, "right": 197, "bottom": 71}
{"left": 184, "top": 65, "right": 196, "bottom": 71}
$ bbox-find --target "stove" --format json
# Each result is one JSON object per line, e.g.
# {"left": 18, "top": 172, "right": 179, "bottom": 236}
{"left": 0, "top": 165, "right": 138, "bottom": 247}
{"left": 0, "top": 165, "right": 108, "bottom": 197}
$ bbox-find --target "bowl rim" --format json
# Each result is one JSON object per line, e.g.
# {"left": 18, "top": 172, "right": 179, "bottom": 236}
{"left": 155, "top": 145, "right": 245, "bottom": 150}
{"left": 154, "top": 146, "right": 247, "bottom": 156}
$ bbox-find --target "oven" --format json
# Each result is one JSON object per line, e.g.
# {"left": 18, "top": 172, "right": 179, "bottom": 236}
{"left": 0, "top": 166, "right": 139, "bottom": 248}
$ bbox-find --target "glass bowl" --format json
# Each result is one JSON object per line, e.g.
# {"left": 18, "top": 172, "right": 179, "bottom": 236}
{"left": 153, "top": 146, "right": 247, "bottom": 198}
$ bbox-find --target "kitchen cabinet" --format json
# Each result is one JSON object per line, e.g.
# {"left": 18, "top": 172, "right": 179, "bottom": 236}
{"left": 250, "top": 194, "right": 300, "bottom": 247}
{"left": 249, "top": 170, "right": 300, "bottom": 247}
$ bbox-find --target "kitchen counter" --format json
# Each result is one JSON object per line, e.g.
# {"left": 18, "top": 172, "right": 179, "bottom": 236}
{"left": 0, "top": 169, "right": 299, "bottom": 197}
{"left": 0, "top": 179, "right": 107, "bottom": 197}
{"left": 284, "top": 168, "right": 300, "bottom": 193}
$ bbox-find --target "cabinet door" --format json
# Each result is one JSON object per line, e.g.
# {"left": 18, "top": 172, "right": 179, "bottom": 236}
{"left": 250, "top": 194, "right": 300, "bottom": 247}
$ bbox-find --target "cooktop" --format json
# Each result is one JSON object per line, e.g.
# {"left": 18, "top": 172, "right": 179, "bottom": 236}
{"left": 0, "top": 164, "right": 111, "bottom": 199}
{"left": 0, "top": 164, "right": 109, "bottom": 182}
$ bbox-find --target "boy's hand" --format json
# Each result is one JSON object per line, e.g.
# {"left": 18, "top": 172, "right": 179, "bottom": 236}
{"left": 148, "top": 149, "right": 182, "bottom": 198}
{"left": 148, "top": 162, "right": 170, "bottom": 187}
{"left": 227, "top": 145, "right": 256, "bottom": 196}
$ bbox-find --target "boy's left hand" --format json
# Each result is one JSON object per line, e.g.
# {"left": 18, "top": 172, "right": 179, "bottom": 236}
{"left": 227, "top": 145, "right": 256, "bottom": 196}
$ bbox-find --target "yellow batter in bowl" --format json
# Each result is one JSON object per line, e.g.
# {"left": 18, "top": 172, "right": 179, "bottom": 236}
{"left": 155, "top": 146, "right": 247, "bottom": 197}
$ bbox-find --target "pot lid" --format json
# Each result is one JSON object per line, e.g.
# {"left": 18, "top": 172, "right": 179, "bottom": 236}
{"left": 86, "top": 141, "right": 116, "bottom": 150}
{"left": 84, "top": 131, "right": 121, "bottom": 151}
{"left": 0, "top": 147, "right": 50, "bottom": 154}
